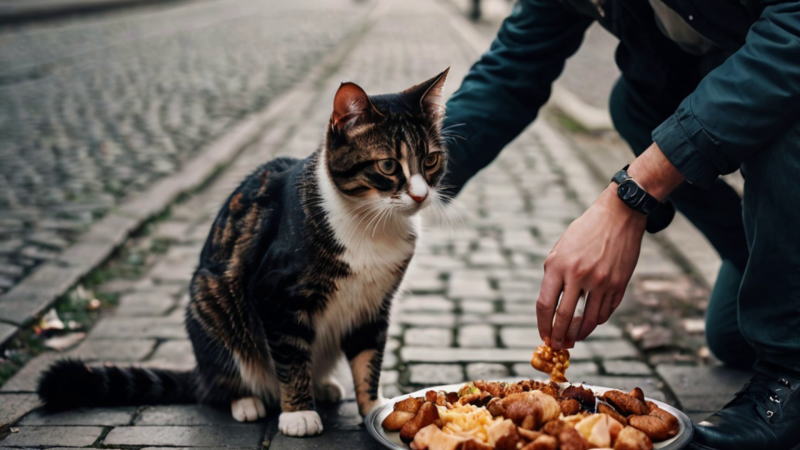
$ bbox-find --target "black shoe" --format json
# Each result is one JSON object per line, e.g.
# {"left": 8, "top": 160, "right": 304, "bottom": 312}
{"left": 692, "top": 369, "right": 800, "bottom": 449}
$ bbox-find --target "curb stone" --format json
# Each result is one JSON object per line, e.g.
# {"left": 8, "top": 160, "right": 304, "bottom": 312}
{"left": 0, "top": 0, "right": 188, "bottom": 25}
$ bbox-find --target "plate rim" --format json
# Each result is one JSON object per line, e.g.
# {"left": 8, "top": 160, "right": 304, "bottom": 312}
{"left": 366, "top": 380, "right": 693, "bottom": 450}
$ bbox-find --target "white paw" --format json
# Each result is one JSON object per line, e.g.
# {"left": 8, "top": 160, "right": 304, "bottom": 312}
{"left": 231, "top": 396, "right": 267, "bottom": 422}
{"left": 315, "top": 378, "right": 345, "bottom": 403}
{"left": 360, "top": 396, "right": 389, "bottom": 417}
{"left": 279, "top": 410, "right": 323, "bottom": 436}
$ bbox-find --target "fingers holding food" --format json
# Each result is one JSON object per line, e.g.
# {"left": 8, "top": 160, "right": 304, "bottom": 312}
{"left": 531, "top": 345, "right": 571, "bottom": 382}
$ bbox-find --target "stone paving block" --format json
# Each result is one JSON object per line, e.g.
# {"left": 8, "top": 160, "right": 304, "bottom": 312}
{"left": 270, "top": 429, "right": 384, "bottom": 450}
{"left": 588, "top": 340, "right": 639, "bottom": 359}
{"left": 103, "top": 425, "right": 264, "bottom": 447}
{"left": 381, "top": 370, "right": 399, "bottom": 386}
{"left": 394, "top": 313, "right": 455, "bottom": 327}
{"left": 136, "top": 405, "right": 237, "bottom": 426}
{"left": 115, "top": 290, "right": 178, "bottom": 316}
{"left": 0, "top": 393, "right": 41, "bottom": 428}
{"left": 677, "top": 395, "right": 733, "bottom": 413}
{"left": 467, "top": 250, "right": 507, "bottom": 267}
{"left": 656, "top": 365, "right": 752, "bottom": 399}
{"left": 402, "top": 347, "right": 533, "bottom": 364}
{"left": 499, "top": 326, "right": 538, "bottom": 348}
{"left": 90, "top": 317, "right": 185, "bottom": 339}
{"left": 1, "top": 353, "right": 60, "bottom": 392}
{"left": 602, "top": 360, "right": 653, "bottom": 376}
{"left": 457, "top": 324, "right": 496, "bottom": 348}
{"left": 0, "top": 425, "right": 103, "bottom": 447}
{"left": 485, "top": 313, "right": 539, "bottom": 326}
{"left": 414, "top": 255, "right": 464, "bottom": 270}
{"left": 587, "top": 323, "right": 622, "bottom": 339}
{"left": 145, "top": 339, "right": 196, "bottom": 370}
{"left": 409, "top": 364, "right": 464, "bottom": 385}
{"left": 466, "top": 363, "right": 509, "bottom": 380}
{"left": 69, "top": 338, "right": 156, "bottom": 361}
{"left": 404, "top": 327, "right": 453, "bottom": 347}
{"left": 501, "top": 302, "right": 535, "bottom": 314}
{"left": 397, "top": 295, "right": 453, "bottom": 312}
{"left": 447, "top": 271, "right": 494, "bottom": 299}
{"left": 460, "top": 300, "right": 494, "bottom": 314}
{"left": 0, "top": 322, "right": 17, "bottom": 347}
{"left": 404, "top": 270, "right": 445, "bottom": 293}
{"left": 21, "top": 407, "right": 135, "bottom": 426}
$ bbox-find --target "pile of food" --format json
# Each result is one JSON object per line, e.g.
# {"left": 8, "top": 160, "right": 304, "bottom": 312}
{"left": 381, "top": 345, "right": 679, "bottom": 450}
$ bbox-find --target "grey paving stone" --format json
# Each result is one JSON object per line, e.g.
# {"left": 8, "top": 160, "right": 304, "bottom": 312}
{"left": 499, "top": 326, "right": 538, "bottom": 348}
{"left": 404, "top": 270, "right": 445, "bottom": 293}
{"left": 587, "top": 323, "right": 623, "bottom": 339}
{"left": 409, "top": 364, "right": 464, "bottom": 385}
{"left": 602, "top": 360, "right": 653, "bottom": 376}
{"left": 0, "top": 426, "right": 103, "bottom": 447}
{"left": 447, "top": 271, "right": 494, "bottom": 299}
{"left": 457, "top": 324, "right": 496, "bottom": 348}
{"left": 1, "top": 353, "right": 60, "bottom": 392}
{"left": 402, "top": 347, "right": 533, "bottom": 364}
{"left": 393, "top": 313, "right": 455, "bottom": 327}
{"left": 677, "top": 394, "right": 734, "bottom": 413}
{"left": 115, "top": 290, "right": 178, "bottom": 316}
{"left": 588, "top": 340, "right": 639, "bottom": 359}
{"left": 466, "top": 363, "right": 509, "bottom": 380}
{"left": 467, "top": 250, "right": 507, "bottom": 267}
{"left": 397, "top": 295, "right": 453, "bottom": 312}
{"left": 136, "top": 405, "right": 237, "bottom": 426}
{"left": 69, "top": 338, "right": 156, "bottom": 361}
{"left": 103, "top": 425, "right": 264, "bottom": 447}
{"left": 269, "top": 429, "right": 384, "bottom": 450}
{"left": 20, "top": 407, "right": 135, "bottom": 426}
{"left": 656, "top": 365, "right": 752, "bottom": 399}
{"left": 404, "top": 327, "right": 452, "bottom": 347}
{"left": 460, "top": 300, "right": 494, "bottom": 314}
{"left": 145, "top": 339, "right": 196, "bottom": 370}
{"left": 0, "top": 393, "right": 40, "bottom": 428}
{"left": 0, "top": 321, "right": 17, "bottom": 347}
{"left": 90, "top": 316, "right": 185, "bottom": 339}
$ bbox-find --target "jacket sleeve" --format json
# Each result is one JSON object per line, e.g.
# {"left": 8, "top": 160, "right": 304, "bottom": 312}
{"left": 441, "top": 0, "right": 592, "bottom": 197}
{"left": 652, "top": 2, "right": 800, "bottom": 188}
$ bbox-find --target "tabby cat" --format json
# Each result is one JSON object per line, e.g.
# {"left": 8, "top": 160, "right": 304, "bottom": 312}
{"left": 38, "top": 69, "right": 450, "bottom": 437}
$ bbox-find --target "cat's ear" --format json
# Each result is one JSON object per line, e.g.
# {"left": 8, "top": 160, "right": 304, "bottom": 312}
{"left": 331, "top": 82, "right": 378, "bottom": 131}
{"left": 403, "top": 67, "right": 449, "bottom": 121}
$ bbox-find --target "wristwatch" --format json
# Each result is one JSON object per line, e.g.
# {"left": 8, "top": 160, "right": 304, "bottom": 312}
{"left": 611, "top": 165, "right": 662, "bottom": 216}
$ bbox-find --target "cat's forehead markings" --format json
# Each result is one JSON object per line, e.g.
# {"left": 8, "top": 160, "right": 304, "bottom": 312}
{"left": 348, "top": 124, "right": 373, "bottom": 137}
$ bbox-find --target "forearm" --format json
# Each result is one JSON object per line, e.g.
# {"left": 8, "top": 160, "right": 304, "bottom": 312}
{"left": 626, "top": 142, "right": 685, "bottom": 202}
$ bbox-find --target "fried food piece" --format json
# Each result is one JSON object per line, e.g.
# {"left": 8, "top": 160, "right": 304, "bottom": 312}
{"left": 487, "top": 419, "right": 521, "bottom": 450}
{"left": 473, "top": 380, "right": 508, "bottom": 398}
{"left": 574, "top": 413, "right": 624, "bottom": 448}
{"left": 561, "top": 385, "right": 595, "bottom": 410}
{"left": 628, "top": 401, "right": 679, "bottom": 441}
{"left": 500, "top": 391, "right": 561, "bottom": 428}
{"left": 520, "top": 434, "right": 558, "bottom": 450}
{"left": 400, "top": 402, "right": 440, "bottom": 443}
{"left": 601, "top": 389, "right": 649, "bottom": 416}
{"left": 383, "top": 396, "right": 425, "bottom": 430}
{"left": 382, "top": 410, "right": 416, "bottom": 431}
{"left": 597, "top": 402, "right": 628, "bottom": 425}
{"left": 613, "top": 426, "right": 653, "bottom": 450}
{"left": 560, "top": 398, "right": 581, "bottom": 415}
{"left": 531, "top": 345, "right": 570, "bottom": 382}
{"left": 557, "top": 425, "right": 589, "bottom": 450}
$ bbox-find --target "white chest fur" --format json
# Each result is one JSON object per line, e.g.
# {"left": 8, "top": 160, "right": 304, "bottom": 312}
{"left": 311, "top": 151, "right": 418, "bottom": 374}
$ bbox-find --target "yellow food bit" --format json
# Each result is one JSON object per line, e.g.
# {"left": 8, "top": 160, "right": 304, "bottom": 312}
{"left": 531, "top": 344, "right": 570, "bottom": 382}
{"left": 436, "top": 403, "right": 502, "bottom": 445}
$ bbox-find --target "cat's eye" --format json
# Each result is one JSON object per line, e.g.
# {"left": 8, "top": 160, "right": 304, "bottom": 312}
{"left": 423, "top": 152, "right": 441, "bottom": 169}
{"left": 376, "top": 159, "right": 398, "bottom": 175}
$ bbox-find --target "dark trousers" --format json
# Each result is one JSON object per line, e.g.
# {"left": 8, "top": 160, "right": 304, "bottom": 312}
{"left": 609, "top": 78, "right": 800, "bottom": 372}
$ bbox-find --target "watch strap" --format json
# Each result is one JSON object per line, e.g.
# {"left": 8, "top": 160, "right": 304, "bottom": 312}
{"left": 611, "top": 165, "right": 662, "bottom": 216}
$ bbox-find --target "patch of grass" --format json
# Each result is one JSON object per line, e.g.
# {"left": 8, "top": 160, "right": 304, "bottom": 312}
{"left": 552, "top": 109, "right": 590, "bottom": 134}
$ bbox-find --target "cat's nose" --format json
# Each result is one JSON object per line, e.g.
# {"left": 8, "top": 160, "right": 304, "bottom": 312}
{"left": 408, "top": 174, "right": 428, "bottom": 204}
{"left": 410, "top": 192, "right": 428, "bottom": 204}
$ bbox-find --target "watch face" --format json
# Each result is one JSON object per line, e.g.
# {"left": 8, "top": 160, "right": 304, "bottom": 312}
{"left": 618, "top": 181, "right": 637, "bottom": 201}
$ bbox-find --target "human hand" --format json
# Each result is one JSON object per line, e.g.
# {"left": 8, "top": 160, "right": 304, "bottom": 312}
{"left": 536, "top": 186, "right": 646, "bottom": 350}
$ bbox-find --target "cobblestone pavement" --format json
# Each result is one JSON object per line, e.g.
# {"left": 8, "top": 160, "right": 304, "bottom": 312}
{"left": 0, "top": 0, "right": 371, "bottom": 294}
{"left": 0, "top": 0, "right": 753, "bottom": 447}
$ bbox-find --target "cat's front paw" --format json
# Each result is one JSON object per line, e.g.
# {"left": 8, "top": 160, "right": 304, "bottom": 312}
{"left": 231, "top": 396, "right": 267, "bottom": 422}
{"left": 314, "top": 378, "right": 345, "bottom": 404}
{"left": 279, "top": 410, "right": 323, "bottom": 436}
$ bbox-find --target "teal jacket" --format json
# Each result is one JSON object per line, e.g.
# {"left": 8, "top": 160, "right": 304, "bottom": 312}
{"left": 442, "top": 0, "right": 800, "bottom": 194}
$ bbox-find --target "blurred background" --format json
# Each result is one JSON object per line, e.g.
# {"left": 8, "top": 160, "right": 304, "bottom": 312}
{"left": 0, "top": 0, "right": 746, "bottom": 448}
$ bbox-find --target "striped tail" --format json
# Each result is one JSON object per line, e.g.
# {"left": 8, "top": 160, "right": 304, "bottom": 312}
{"left": 37, "top": 359, "right": 195, "bottom": 410}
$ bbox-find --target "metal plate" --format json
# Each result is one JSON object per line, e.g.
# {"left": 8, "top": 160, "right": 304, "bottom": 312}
{"left": 366, "top": 381, "right": 694, "bottom": 449}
